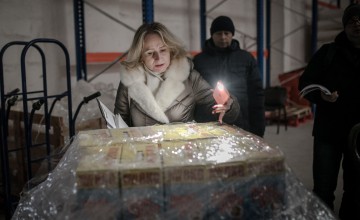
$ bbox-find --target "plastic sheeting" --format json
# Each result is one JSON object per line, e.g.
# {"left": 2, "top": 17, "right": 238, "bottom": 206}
{"left": 12, "top": 122, "right": 337, "bottom": 220}
{"left": 53, "top": 79, "right": 116, "bottom": 125}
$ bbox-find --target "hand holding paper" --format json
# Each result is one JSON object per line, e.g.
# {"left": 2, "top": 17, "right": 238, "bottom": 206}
{"left": 97, "top": 99, "right": 128, "bottom": 129}
{"left": 299, "top": 84, "right": 338, "bottom": 103}
{"left": 321, "top": 91, "right": 339, "bottom": 102}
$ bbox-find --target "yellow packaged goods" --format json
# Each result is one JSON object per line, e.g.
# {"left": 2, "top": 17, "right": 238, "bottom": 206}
{"left": 76, "top": 145, "right": 122, "bottom": 188}
{"left": 75, "top": 122, "right": 286, "bottom": 219}
{"left": 120, "top": 143, "right": 163, "bottom": 219}
{"left": 75, "top": 145, "right": 123, "bottom": 217}
{"left": 161, "top": 141, "right": 209, "bottom": 219}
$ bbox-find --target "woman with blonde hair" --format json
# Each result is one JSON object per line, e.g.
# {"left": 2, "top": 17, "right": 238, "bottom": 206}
{"left": 114, "top": 22, "right": 239, "bottom": 127}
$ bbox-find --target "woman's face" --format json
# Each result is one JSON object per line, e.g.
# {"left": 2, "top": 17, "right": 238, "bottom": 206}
{"left": 141, "top": 33, "right": 170, "bottom": 73}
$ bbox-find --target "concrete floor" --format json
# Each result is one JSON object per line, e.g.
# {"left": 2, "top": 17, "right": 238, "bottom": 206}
{"left": 263, "top": 119, "right": 343, "bottom": 219}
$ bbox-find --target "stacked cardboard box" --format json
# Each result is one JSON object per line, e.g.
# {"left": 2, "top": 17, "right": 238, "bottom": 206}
{"left": 5, "top": 109, "right": 105, "bottom": 197}
{"left": 76, "top": 122, "right": 285, "bottom": 219}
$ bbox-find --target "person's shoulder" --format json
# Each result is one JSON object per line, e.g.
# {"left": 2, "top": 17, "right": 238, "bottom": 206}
{"left": 229, "top": 41, "right": 252, "bottom": 56}
{"left": 186, "top": 68, "right": 203, "bottom": 86}
{"left": 232, "top": 48, "right": 256, "bottom": 61}
{"left": 239, "top": 49, "right": 254, "bottom": 56}
{"left": 193, "top": 51, "right": 206, "bottom": 59}
{"left": 312, "top": 42, "right": 337, "bottom": 61}
{"left": 192, "top": 51, "right": 210, "bottom": 66}
{"left": 319, "top": 42, "right": 336, "bottom": 50}
{"left": 193, "top": 52, "right": 200, "bottom": 60}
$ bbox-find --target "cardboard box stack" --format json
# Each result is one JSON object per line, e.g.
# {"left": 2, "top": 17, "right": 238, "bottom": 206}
{"left": 5, "top": 109, "right": 105, "bottom": 197}
{"left": 76, "top": 122, "right": 285, "bottom": 219}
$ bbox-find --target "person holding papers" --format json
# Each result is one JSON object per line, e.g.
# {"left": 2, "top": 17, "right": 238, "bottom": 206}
{"left": 298, "top": 3, "right": 360, "bottom": 219}
{"left": 114, "top": 22, "right": 240, "bottom": 127}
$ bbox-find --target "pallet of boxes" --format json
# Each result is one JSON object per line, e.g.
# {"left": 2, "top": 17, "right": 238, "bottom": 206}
{"left": 76, "top": 122, "right": 286, "bottom": 219}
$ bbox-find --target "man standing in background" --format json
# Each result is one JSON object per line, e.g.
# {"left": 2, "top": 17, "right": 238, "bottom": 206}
{"left": 193, "top": 16, "right": 265, "bottom": 137}
{"left": 298, "top": 3, "right": 360, "bottom": 219}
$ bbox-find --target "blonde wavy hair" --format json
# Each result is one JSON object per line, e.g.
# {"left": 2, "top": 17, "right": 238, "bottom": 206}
{"left": 122, "top": 22, "right": 187, "bottom": 69}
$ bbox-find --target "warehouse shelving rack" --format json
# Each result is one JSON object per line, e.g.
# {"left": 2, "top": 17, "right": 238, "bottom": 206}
{"left": 75, "top": 0, "right": 345, "bottom": 88}
{"left": 0, "top": 38, "right": 74, "bottom": 219}
{"left": 74, "top": 0, "right": 267, "bottom": 85}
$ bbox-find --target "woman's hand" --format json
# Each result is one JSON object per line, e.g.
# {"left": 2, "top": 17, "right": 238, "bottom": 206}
{"left": 321, "top": 91, "right": 338, "bottom": 102}
{"left": 212, "top": 98, "right": 234, "bottom": 124}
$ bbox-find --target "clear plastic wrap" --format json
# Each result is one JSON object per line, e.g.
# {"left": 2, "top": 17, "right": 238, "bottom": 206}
{"left": 53, "top": 79, "right": 115, "bottom": 125}
{"left": 12, "top": 122, "right": 337, "bottom": 220}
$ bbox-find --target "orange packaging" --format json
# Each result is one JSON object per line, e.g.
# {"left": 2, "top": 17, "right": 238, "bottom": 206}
{"left": 213, "top": 81, "right": 230, "bottom": 105}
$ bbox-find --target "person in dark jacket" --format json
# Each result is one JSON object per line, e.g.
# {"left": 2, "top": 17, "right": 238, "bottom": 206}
{"left": 193, "top": 16, "right": 265, "bottom": 137}
{"left": 298, "top": 4, "right": 360, "bottom": 220}
{"left": 114, "top": 22, "right": 240, "bottom": 127}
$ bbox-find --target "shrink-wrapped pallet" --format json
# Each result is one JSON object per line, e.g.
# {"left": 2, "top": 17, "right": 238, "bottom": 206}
{"left": 75, "top": 122, "right": 286, "bottom": 219}
{"left": 13, "top": 122, "right": 336, "bottom": 220}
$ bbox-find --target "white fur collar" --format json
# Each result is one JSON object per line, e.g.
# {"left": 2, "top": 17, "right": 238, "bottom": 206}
{"left": 119, "top": 58, "right": 191, "bottom": 123}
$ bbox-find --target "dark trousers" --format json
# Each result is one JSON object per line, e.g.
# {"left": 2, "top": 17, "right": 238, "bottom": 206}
{"left": 313, "top": 138, "right": 359, "bottom": 220}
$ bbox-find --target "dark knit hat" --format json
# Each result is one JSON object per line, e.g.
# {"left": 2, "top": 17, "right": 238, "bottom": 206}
{"left": 210, "top": 16, "right": 235, "bottom": 35}
{"left": 342, "top": 4, "right": 360, "bottom": 27}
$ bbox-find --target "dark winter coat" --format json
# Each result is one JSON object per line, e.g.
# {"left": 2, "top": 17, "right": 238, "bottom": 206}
{"left": 193, "top": 39, "right": 265, "bottom": 137}
{"left": 114, "top": 57, "right": 240, "bottom": 127}
{"left": 299, "top": 31, "right": 360, "bottom": 142}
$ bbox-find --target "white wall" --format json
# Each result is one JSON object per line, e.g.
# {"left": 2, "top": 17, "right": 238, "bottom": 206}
{"left": 1, "top": 0, "right": 72, "bottom": 96}
{"left": 272, "top": 0, "right": 308, "bottom": 85}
